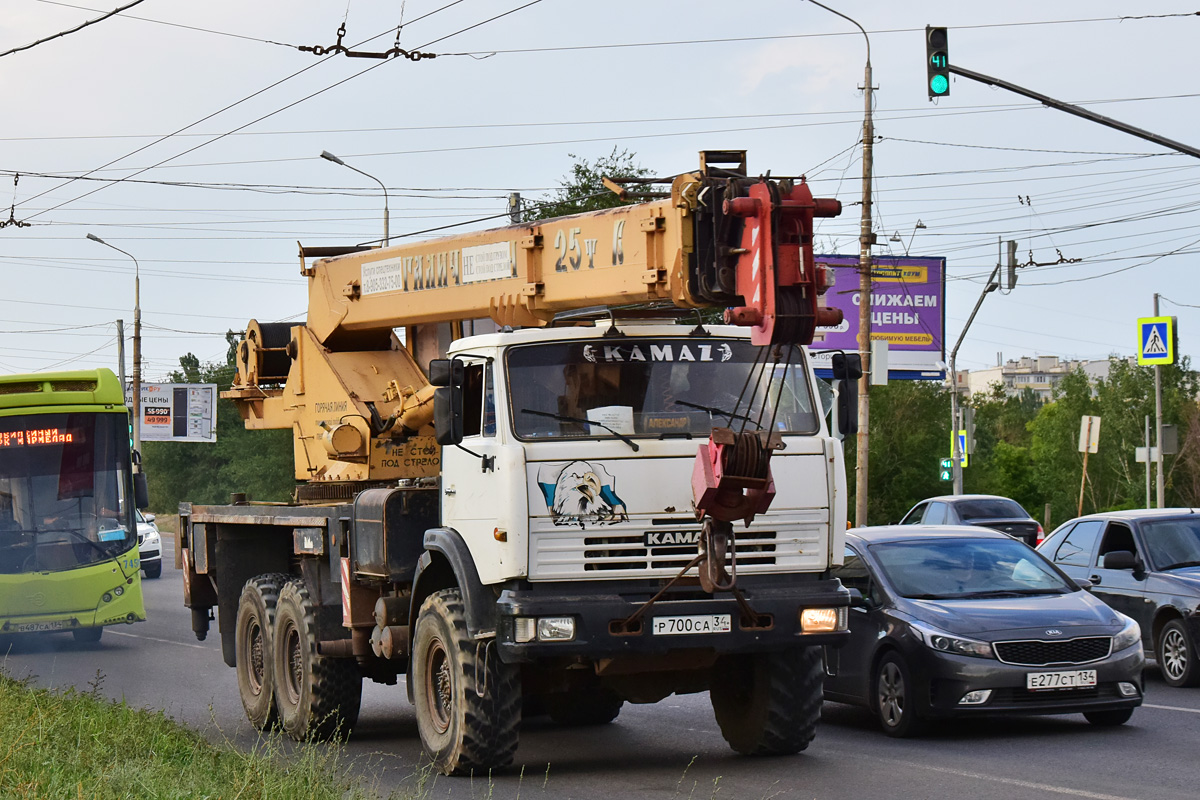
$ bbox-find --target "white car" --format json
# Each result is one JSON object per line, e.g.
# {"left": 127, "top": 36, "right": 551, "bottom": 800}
{"left": 136, "top": 508, "right": 162, "bottom": 579}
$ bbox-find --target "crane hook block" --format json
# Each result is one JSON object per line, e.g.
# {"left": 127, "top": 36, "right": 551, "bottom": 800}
{"left": 723, "top": 180, "right": 842, "bottom": 346}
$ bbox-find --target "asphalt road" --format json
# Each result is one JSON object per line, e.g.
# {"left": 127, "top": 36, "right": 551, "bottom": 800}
{"left": 3, "top": 535, "right": 1198, "bottom": 800}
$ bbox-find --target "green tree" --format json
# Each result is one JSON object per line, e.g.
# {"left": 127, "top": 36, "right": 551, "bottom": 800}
{"left": 1024, "top": 358, "right": 1198, "bottom": 524}
{"left": 529, "top": 147, "right": 651, "bottom": 220}
{"left": 845, "top": 380, "right": 950, "bottom": 525}
{"left": 141, "top": 335, "right": 294, "bottom": 513}
{"left": 965, "top": 385, "right": 1041, "bottom": 515}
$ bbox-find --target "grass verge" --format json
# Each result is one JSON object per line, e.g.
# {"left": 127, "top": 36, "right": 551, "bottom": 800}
{"left": 0, "top": 670, "right": 404, "bottom": 799}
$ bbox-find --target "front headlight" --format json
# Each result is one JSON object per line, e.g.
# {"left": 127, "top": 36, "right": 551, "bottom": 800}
{"left": 910, "top": 621, "right": 995, "bottom": 659}
{"left": 1112, "top": 613, "right": 1141, "bottom": 652}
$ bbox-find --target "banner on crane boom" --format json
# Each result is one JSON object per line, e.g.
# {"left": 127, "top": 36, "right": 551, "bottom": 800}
{"left": 809, "top": 255, "right": 946, "bottom": 380}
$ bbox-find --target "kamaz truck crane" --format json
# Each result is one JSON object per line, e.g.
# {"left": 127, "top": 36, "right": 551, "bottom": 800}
{"left": 178, "top": 151, "right": 861, "bottom": 775}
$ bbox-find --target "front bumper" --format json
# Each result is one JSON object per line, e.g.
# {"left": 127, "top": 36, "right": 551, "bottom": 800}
{"left": 912, "top": 641, "right": 1144, "bottom": 718}
{"left": 496, "top": 574, "right": 849, "bottom": 662}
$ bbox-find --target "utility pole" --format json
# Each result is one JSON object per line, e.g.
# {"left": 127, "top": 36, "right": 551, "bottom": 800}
{"left": 1154, "top": 292, "right": 1165, "bottom": 507}
{"left": 1144, "top": 415, "right": 1152, "bottom": 508}
{"left": 856, "top": 56, "right": 874, "bottom": 527}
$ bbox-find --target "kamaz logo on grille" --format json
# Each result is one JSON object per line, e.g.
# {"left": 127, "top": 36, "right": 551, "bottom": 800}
{"left": 645, "top": 530, "right": 701, "bottom": 547}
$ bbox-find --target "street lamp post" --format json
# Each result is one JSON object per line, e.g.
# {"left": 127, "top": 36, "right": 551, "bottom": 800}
{"left": 321, "top": 150, "right": 390, "bottom": 246}
{"left": 87, "top": 233, "right": 142, "bottom": 465}
{"left": 806, "top": 0, "right": 874, "bottom": 526}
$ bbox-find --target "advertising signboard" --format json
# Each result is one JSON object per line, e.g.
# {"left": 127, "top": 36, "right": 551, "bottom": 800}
{"left": 809, "top": 255, "right": 946, "bottom": 380}
{"left": 125, "top": 383, "right": 217, "bottom": 443}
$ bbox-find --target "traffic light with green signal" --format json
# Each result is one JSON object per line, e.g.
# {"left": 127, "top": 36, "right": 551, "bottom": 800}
{"left": 926, "top": 26, "right": 949, "bottom": 99}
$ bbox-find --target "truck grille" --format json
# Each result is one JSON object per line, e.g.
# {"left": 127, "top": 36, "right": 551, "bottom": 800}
{"left": 994, "top": 636, "right": 1112, "bottom": 666}
{"left": 583, "top": 529, "right": 777, "bottom": 571}
{"left": 529, "top": 511, "right": 828, "bottom": 580}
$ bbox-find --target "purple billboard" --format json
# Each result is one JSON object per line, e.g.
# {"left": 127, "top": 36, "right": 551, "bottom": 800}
{"left": 810, "top": 255, "right": 946, "bottom": 380}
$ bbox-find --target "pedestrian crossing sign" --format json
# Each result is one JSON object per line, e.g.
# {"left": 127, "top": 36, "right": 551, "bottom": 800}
{"left": 1137, "top": 316, "right": 1176, "bottom": 365}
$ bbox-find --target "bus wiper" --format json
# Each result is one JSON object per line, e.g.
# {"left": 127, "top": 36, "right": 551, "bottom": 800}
{"left": 674, "top": 400, "right": 758, "bottom": 426}
{"left": 520, "top": 409, "right": 639, "bottom": 452}
{"left": 45, "top": 527, "right": 120, "bottom": 559}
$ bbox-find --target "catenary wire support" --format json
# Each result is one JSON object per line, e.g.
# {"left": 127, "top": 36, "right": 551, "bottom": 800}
{"left": 299, "top": 23, "right": 437, "bottom": 61}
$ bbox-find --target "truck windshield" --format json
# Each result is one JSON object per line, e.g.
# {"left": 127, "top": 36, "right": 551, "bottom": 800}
{"left": 506, "top": 337, "right": 818, "bottom": 440}
{"left": 0, "top": 412, "right": 134, "bottom": 574}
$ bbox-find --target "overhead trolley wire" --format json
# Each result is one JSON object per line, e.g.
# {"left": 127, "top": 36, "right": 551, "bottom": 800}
{"left": 1, "top": 0, "right": 149, "bottom": 59}
{"left": 12, "top": 0, "right": 526, "bottom": 222}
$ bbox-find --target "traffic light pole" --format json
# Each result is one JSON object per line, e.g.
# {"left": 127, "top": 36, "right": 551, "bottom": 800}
{"left": 948, "top": 65, "right": 1200, "bottom": 160}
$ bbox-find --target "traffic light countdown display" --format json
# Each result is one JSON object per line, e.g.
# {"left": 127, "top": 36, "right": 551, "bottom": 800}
{"left": 926, "top": 26, "right": 949, "bottom": 98}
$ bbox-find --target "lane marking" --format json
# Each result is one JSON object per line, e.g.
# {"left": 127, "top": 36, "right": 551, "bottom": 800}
{"left": 104, "top": 628, "right": 210, "bottom": 650}
{"left": 1143, "top": 702, "right": 1200, "bottom": 714}
{"left": 861, "top": 755, "right": 1146, "bottom": 800}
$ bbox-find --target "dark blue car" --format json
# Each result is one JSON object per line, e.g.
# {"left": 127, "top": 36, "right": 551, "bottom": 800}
{"left": 1039, "top": 509, "right": 1200, "bottom": 688}
{"left": 825, "top": 526, "right": 1143, "bottom": 736}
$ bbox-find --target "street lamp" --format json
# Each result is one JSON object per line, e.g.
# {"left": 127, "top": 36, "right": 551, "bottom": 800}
{"left": 87, "top": 233, "right": 142, "bottom": 465}
{"left": 806, "top": 0, "right": 874, "bottom": 527}
{"left": 889, "top": 220, "right": 927, "bottom": 256}
{"left": 320, "top": 150, "right": 390, "bottom": 246}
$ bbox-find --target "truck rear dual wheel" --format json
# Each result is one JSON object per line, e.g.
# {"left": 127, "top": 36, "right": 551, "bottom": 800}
{"left": 709, "top": 645, "right": 824, "bottom": 755}
{"left": 412, "top": 588, "right": 522, "bottom": 776}
{"left": 235, "top": 574, "right": 289, "bottom": 730}
{"left": 273, "top": 579, "right": 363, "bottom": 740}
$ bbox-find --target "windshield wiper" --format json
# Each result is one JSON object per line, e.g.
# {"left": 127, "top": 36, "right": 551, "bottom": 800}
{"left": 955, "top": 588, "right": 1068, "bottom": 599}
{"left": 903, "top": 593, "right": 953, "bottom": 600}
{"left": 1164, "top": 560, "right": 1200, "bottom": 570}
{"left": 40, "top": 527, "right": 120, "bottom": 560}
{"left": 520, "top": 409, "right": 639, "bottom": 452}
{"left": 674, "top": 400, "right": 758, "bottom": 426}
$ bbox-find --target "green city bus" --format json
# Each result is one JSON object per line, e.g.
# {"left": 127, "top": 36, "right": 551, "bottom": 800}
{"left": 0, "top": 368, "right": 146, "bottom": 644}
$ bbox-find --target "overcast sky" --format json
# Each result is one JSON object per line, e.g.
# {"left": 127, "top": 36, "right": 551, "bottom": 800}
{"left": 2, "top": 0, "right": 1198, "bottom": 381}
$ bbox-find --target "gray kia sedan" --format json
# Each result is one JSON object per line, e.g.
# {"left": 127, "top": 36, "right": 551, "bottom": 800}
{"left": 824, "top": 526, "right": 1144, "bottom": 736}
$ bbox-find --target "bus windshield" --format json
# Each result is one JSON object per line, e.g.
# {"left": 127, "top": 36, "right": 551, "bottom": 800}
{"left": 0, "top": 412, "right": 135, "bottom": 574}
{"left": 506, "top": 337, "right": 818, "bottom": 441}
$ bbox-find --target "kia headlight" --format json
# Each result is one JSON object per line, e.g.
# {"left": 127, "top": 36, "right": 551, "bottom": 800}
{"left": 910, "top": 621, "right": 994, "bottom": 659}
{"left": 1112, "top": 613, "right": 1141, "bottom": 652}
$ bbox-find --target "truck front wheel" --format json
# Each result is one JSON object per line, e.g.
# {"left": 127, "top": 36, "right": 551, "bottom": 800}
{"left": 235, "top": 574, "right": 288, "bottom": 730}
{"left": 412, "top": 588, "right": 521, "bottom": 776}
{"left": 709, "top": 645, "right": 823, "bottom": 755}
{"left": 272, "top": 579, "right": 362, "bottom": 740}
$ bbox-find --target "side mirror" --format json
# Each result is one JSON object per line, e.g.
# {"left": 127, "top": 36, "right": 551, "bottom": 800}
{"left": 134, "top": 472, "right": 149, "bottom": 510}
{"left": 1102, "top": 550, "right": 1137, "bottom": 571}
{"left": 144, "top": 513, "right": 156, "bottom": 524}
{"left": 1074, "top": 577, "right": 1094, "bottom": 591}
{"left": 429, "top": 358, "right": 464, "bottom": 388}
{"left": 434, "top": 386, "right": 464, "bottom": 446}
{"left": 830, "top": 353, "right": 862, "bottom": 438}
{"left": 846, "top": 587, "right": 873, "bottom": 610}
